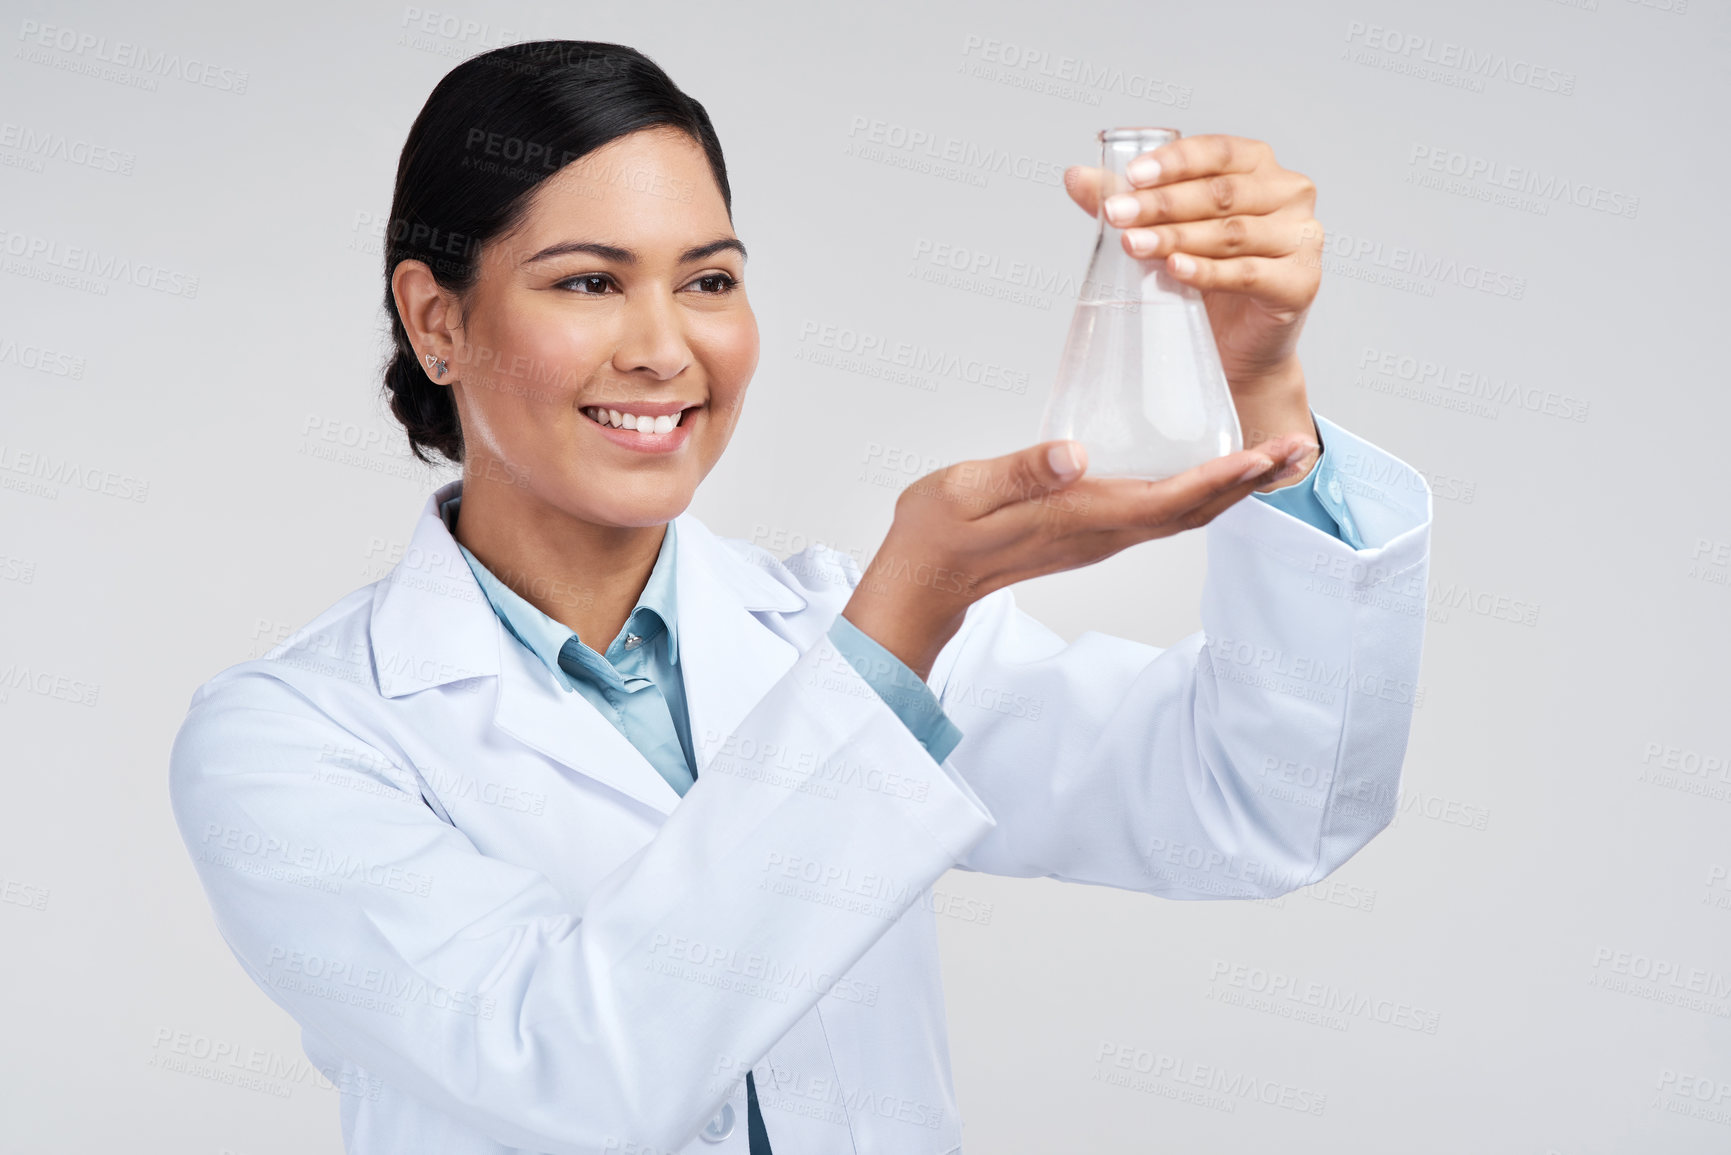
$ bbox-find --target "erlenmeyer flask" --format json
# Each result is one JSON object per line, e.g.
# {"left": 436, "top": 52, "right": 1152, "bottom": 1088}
{"left": 1038, "top": 127, "right": 1242, "bottom": 480}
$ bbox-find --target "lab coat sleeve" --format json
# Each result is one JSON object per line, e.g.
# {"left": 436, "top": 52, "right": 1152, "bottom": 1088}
{"left": 169, "top": 630, "right": 996, "bottom": 1153}
{"left": 921, "top": 412, "right": 1431, "bottom": 898}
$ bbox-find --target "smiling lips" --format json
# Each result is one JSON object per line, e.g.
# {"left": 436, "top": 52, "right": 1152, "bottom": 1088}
{"left": 582, "top": 405, "right": 686, "bottom": 434}
{"left": 580, "top": 401, "right": 698, "bottom": 452}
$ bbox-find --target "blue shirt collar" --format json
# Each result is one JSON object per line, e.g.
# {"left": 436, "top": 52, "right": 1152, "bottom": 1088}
{"left": 438, "top": 492, "right": 680, "bottom": 682}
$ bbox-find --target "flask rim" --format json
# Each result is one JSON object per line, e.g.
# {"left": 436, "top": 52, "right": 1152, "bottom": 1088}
{"left": 1098, "top": 126, "right": 1183, "bottom": 141}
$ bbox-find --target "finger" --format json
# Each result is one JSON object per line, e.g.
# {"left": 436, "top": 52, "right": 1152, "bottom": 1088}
{"left": 998, "top": 440, "right": 1302, "bottom": 536}
{"left": 1125, "top": 134, "right": 1272, "bottom": 189}
{"left": 1163, "top": 252, "right": 1319, "bottom": 310}
{"left": 1090, "top": 433, "right": 1319, "bottom": 548}
{"left": 1103, "top": 169, "right": 1313, "bottom": 229}
{"left": 1094, "top": 478, "right": 1260, "bottom": 550}
{"left": 1065, "top": 137, "right": 1276, "bottom": 218}
{"left": 1063, "top": 164, "right": 1107, "bottom": 218}
{"left": 917, "top": 439, "right": 1090, "bottom": 519}
{"left": 1122, "top": 208, "right": 1315, "bottom": 261}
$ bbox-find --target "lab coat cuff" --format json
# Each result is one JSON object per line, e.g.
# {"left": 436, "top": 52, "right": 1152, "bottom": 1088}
{"left": 1209, "top": 411, "right": 1431, "bottom": 584}
{"left": 1251, "top": 412, "right": 1365, "bottom": 548}
{"left": 827, "top": 615, "right": 966, "bottom": 764}
{"left": 807, "top": 631, "right": 995, "bottom": 858}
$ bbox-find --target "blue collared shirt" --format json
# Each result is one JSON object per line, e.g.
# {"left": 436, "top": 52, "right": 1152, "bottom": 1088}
{"left": 1251, "top": 423, "right": 1365, "bottom": 547}
{"left": 441, "top": 415, "right": 1356, "bottom": 793}
{"left": 439, "top": 494, "right": 969, "bottom": 790}
{"left": 441, "top": 493, "right": 699, "bottom": 796}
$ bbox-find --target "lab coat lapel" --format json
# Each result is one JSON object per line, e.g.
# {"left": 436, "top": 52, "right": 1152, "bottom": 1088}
{"left": 373, "top": 484, "right": 806, "bottom": 816}
{"left": 670, "top": 511, "right": 805, "bottom": 779}
{"left": 495, "top": 511, "right": 804, "bottom": 814}
{"left": 367, "top": 482, "right": 674, "bottom": 814}
{"left": 492, "top": 626, "right": 689, "bottom": 815}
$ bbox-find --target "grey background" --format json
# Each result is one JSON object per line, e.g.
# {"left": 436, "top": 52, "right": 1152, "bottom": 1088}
{"left": 3, "top": 0, "right": 1727, "bottom": 1151}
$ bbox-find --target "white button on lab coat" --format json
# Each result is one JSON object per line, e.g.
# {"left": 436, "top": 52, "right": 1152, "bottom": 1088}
{"left": 169, "top": 415, "right": 1431, "bottom": 1154}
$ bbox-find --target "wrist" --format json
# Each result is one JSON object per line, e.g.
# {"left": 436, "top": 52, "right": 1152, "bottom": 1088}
{"left": 1228, "top": 353, "right": 1308, "bottom": 402}
{"left": 1230, "top": 357, "right": 1317, "bottom": 489}
{"left": 840, "top": 592, "right": 960, "bottom": 683}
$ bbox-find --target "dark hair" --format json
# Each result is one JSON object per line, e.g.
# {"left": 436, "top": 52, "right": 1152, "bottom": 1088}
{"left": 382, "top": 41, "right": 732, "bottom": 464}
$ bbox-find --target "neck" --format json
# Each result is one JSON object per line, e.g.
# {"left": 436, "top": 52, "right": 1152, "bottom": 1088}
{"left": 452, "top": 467, "right": 665, "bottom": 651}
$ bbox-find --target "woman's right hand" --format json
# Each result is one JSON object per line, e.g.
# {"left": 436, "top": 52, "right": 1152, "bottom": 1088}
{"left": 839, "top": 432, "right": 1319, "bottom": 681}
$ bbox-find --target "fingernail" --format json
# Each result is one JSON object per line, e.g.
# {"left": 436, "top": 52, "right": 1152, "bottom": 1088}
{"left": 1168, "top": 253, "right": 1195, "bottom": 277}
{"left": 1126, "top": 229, "right": 1155, "bottom": 257}
{"left": 1237, "top": 456, "right": 1274, "bottom": 484}
{"left": 1127, "top": 157, "right": 1162, "bottom": 186}
{"left": 1104, "top": 194, "right": 1139, "bottom": 226}
{"left": 1049, "top": 442, "right": 1084, "bottom": 479}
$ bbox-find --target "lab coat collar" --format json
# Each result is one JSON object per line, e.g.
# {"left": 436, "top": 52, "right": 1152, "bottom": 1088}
{"left": 369, "top": 479, "right": 806, "bottom": 813}
{"left": 436, "top": 493, "right": 683, "bottom": 683}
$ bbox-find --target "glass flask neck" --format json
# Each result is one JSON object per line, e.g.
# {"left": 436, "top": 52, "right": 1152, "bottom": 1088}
{"left": 1083, "top": 127, "right": 1180, "bottom": 304}
{"left": 1095, "top": 126, "right": 1179, "bottom": 209}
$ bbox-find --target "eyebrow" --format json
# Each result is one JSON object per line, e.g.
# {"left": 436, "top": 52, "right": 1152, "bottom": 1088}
{"left": 522, "top": 237, "right": 748, "bottom": 266}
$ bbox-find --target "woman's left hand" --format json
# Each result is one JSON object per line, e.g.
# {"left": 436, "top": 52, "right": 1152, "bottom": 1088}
{"left": 1064, "top": 135, "right": 1324, "bottom": 475}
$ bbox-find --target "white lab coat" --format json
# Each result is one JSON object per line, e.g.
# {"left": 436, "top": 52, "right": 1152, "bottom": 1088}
{"left": 169, "top": 414, "right": 1431, "bottom": 1155}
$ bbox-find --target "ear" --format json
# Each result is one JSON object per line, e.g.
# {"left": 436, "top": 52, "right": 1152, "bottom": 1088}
{"left": 391, "top": 259, "right": 463, "bottom": 382}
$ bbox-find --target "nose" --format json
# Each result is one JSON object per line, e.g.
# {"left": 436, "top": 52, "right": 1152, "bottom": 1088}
{"left": 610, "top": 291, "right": 691, "bottom": 381}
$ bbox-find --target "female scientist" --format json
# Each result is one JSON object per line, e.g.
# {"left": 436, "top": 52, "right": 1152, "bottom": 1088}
{"left": 170, "top": 39, "right": 1431, "bottom": 1155}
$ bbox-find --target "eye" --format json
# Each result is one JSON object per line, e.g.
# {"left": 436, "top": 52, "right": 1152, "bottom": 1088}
{"left": 687, "top": 272, "right": 739, "bottom": 295}
{"left": 555, "top": 274, "right": 615, "bottom": 294}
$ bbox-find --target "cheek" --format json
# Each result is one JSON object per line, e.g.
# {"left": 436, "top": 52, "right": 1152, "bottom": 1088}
{"left": 700, "top": 313, "right": 759, "bottom": 416}
{"left": 482, "top": 300, "right": 600, "bottom": 398}
{"left": 459, "top": 301, "right": 596, "bottom": 454}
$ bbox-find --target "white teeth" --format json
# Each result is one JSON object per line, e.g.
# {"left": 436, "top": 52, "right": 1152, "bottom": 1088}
{"left": 583, "top": 406, "right": 685, "bottom": 434}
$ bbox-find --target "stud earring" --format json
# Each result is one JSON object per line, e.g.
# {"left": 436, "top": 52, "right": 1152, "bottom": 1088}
{"left": 435, "top": 358, "right": 448, "bottom": 379}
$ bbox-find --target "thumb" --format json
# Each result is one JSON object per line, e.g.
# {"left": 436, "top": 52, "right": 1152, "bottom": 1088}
{"left": 964, "top": 439, "right": 1087, "bottom": 517}
{"left": 1009, "top": 440, "right": 1086, "bottom": 500}
{"left": 1063, "top": 165, "right": 1103, "bottom": 217}
{"left": 1044, "top": 440, "right": 1087, "bottom": 482}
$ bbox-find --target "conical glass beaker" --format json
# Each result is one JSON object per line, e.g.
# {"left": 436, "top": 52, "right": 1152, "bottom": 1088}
{"left": 1037, "top": 127, "right": 1242, "bottom": 480}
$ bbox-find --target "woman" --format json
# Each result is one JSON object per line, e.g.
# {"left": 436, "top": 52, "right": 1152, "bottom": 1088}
{"left": 170, "top": 40, "right": 1430, "bottom": 1155}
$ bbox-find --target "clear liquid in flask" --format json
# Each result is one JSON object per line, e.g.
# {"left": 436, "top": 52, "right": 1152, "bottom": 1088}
{"left": 1038, "top": 127, "right": 1242, "bottom": 480}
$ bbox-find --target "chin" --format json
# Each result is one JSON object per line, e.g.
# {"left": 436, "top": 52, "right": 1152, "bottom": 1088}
{"left": 578, "top": 487, "right": 696, "bottom": 529}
